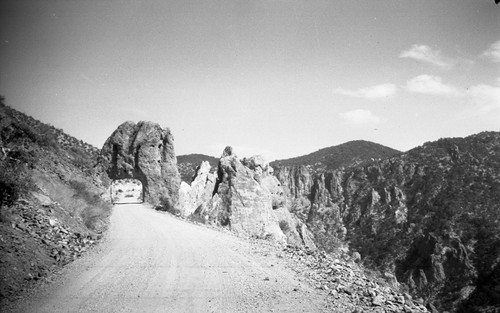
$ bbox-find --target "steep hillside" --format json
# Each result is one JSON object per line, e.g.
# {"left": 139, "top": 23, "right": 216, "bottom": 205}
{"left": 0, "top": 99, "right": 110, "bottom": 304}
{"left": 177, "top": 153, "right": 218, "bottom": 182}
{"left": 276, "top": 132, "right": 500, "bottom": 312}
{"left": 271, "top": 140, "right": 402, "bottom": 174}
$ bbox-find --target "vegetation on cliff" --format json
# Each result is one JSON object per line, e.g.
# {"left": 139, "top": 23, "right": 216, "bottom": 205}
{"left": 271, "top": 140, "right": 402, "bottom": 174}
{"left": 277, "top": 132, "right": 500, "bottom": 312}
{"left": 0, "top": 99, "right": 110, "bottom": 303}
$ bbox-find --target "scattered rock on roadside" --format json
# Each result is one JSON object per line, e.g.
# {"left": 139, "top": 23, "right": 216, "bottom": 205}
{"left": 280, "top": 245, "right": 429, "bottom": 313}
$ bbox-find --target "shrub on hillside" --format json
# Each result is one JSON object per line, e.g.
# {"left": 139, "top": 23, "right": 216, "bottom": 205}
{"left": 80, "top": 205, "right": 111, "bottom": 231}
{"left": 69, "top": 180, "right": 111, "bottom": 232}
{"left": 7, "top": 121, "right": 58, "bottom": 149}
{"left": 0, "top": 152, "right": 34, "bottom": 206}
{"left": 69, "top": 146, "right": 94, "bottom": 169}
{"left": 279, "top": 220, "right": 291, "bottom": 233}
{"left": 0, "top": 167, "right": 23, "bottom": 206}
{"left": 156, "top": 195, "right": 181, "bottom": 216}
{"left": 69, "top": 180, "right": 102, "bottom": 206}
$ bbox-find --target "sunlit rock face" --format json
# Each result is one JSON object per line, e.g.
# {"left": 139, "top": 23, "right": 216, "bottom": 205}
{"left": 190, "top": 147, "right": 314, "bottom": 248}
{"left": 178, "top": 161, "right": 216, "bottom": 217}
{"left": 100, "top": 121, "right": 180, "bottom": 208}
{"left": 193, "top": 147, "right": 285, "bottom": 242}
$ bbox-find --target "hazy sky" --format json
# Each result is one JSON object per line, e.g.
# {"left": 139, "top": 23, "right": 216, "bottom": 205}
{"left": 1, "top": 0, "right": 499, "bottom": 160}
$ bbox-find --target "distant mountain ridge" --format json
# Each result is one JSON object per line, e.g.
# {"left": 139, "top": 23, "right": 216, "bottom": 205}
{"left": 271, "top": 140, "right": 402, "bottom": 174}
{"left": 177, "top": 141, "right": 400, "bottom": 182}
{"left": 177, "top": 154, "right": 219, "bottom": 182}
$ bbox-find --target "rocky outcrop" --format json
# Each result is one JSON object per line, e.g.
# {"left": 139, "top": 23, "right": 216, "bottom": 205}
{"left": 275, "top": 132, "right": 500, "bottom": 312}
{"left": 190, "top": 147, "right": 315, "bottom": 249}
{"left": 274, "top": 165, "right": 313, "bottom": 199}
{"left": 274, "top": 165, "right": 314, "bottom": 221}
{"left": 100, "top": 121, "right": 181, "bottom": 208}
{"left": 178, "top": 161, "right": 216, "bottom": 217}
{"left": 200, "top": 147, "right": 286, "bottom": 242}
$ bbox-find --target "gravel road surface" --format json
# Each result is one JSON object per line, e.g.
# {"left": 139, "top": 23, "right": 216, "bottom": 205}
{"left": 11, "top": 204, "right": 328, "bottom": 313}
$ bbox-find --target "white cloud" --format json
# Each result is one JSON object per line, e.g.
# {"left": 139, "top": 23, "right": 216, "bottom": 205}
{"left": 400, "top": 44, "right": 455, "bottom": 69}
{"left": 482, "top": 40, "right": 500, "bottom": 63}
{"left": 454, "top": 81, "right": 500, "bottom": 123}
{"left": 405, "top": 75, "right": 462, "bottom": 96}
{"left": 466, "top": 83, "right": 500, "bottom": 113}
{"left": 333, "top": 83, "right": 397, "bottom": 100}
{"left": 339, "top": 109, "right": 381, "bottom": 125}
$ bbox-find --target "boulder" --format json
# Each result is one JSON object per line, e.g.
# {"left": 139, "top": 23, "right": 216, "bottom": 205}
{"left": 31, "top": 192, "right": 54, "bottom": 206}
{"left": 178, "top": 161, "right": 216, "bottom": 217}
{"left": 100, "top": 121, "right": 180, "bottom": 208}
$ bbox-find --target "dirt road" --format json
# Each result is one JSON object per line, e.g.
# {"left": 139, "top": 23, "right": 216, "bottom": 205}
{"left": 12, "top": 204, "right": 328, "bottom": 313}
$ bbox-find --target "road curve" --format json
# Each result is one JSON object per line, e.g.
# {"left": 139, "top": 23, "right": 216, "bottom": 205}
{"left": 12, "top": 204, "right": 328, "bottom": 313}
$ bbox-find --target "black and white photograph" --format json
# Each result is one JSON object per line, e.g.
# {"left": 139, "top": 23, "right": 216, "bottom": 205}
{"left": 1, "top": 1, "right": 499, "bottom": 312}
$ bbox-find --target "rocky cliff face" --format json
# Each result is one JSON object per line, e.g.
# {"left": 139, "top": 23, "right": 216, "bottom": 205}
{"left": 275, "top": 132, "right": 500, "bottom": 312}
{"left": 100, "top": 121, "right": 180, "bottom": 208}
{"left": 274, "top": 165, "right": 313, "bottom": 201}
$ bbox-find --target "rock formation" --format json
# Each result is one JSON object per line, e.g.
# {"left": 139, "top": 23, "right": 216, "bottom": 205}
{"left": 274, "top": 132, "right": 500, "bottom": 312}
{"left": 274, "top": 165, "right": 313, "bottom": 199}
{"left": 186, "top": 147, "right": 315, "bottom": 249}
{"left": 100, "top": 121, "right": 180, "bottom": 208}
{"left": 178, "top": 161, "right": 216, "bottom": 217}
